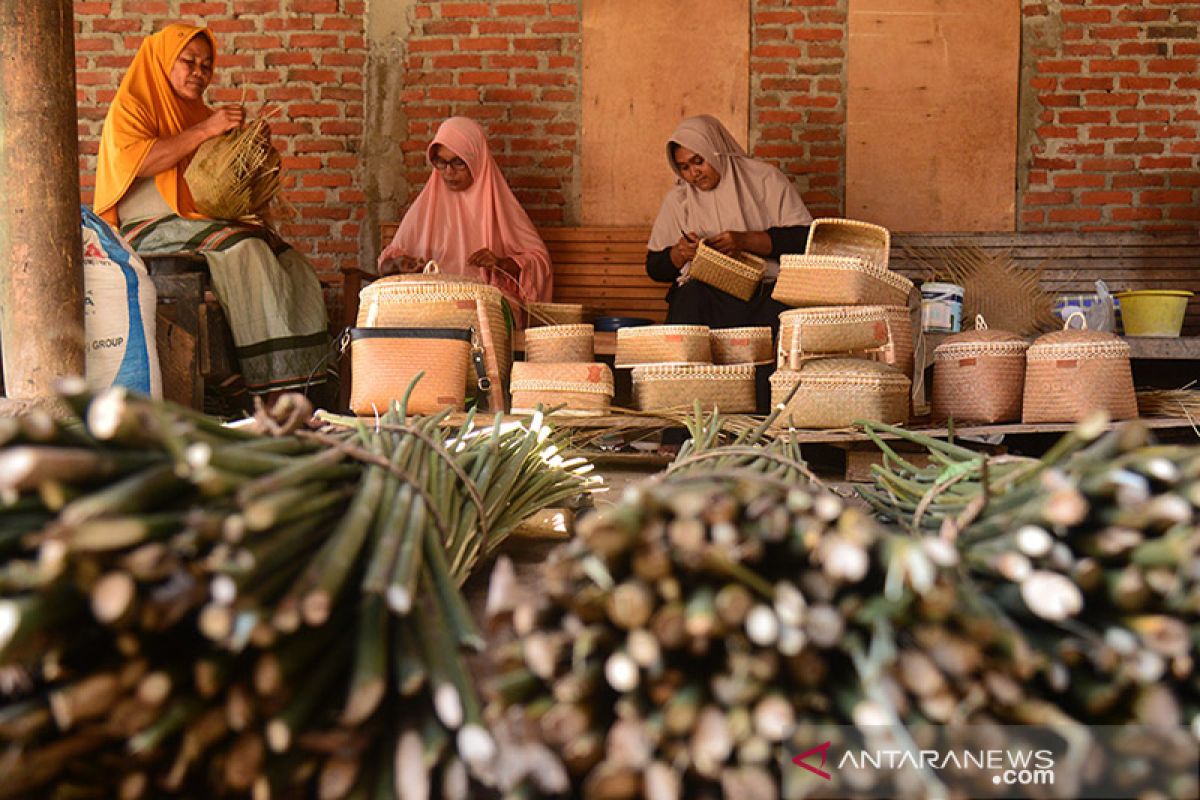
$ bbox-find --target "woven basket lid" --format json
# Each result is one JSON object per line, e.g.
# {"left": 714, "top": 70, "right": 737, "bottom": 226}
{"left": 934, "top": 316, "right": 1030, "bottom": 360}
{"left": 524, "top": 324, "right": 594, "bottom": 340}
{"left": 777, "top": 254, "right": 914, "bottom": 295}
{"left": 711, "top": 326, "right": 772, "bottom": 340}
{"left": 771, "top": 358, "right": 911, "bottom": 389}
{"left": 617, "top": 324, "right": 710, "bottom": 340}
{"left": 779, "top": 305, "right": 896, "bottom": 326}
{"left": 511, "top": 362, "right": 613, "bottom": 392}
{"left": 1027, "top": 314, "right": 1130, "bottom": 361}
{"left": 631, "top": 363, "right": 755, "bottom": 382}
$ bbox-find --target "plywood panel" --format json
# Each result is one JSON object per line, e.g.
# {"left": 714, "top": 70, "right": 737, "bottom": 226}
{"left": 846, "top": 0, "right": 1019, "bottom": 232}
{"left": 582, "top": 0, "right": 749, "bottom": 226}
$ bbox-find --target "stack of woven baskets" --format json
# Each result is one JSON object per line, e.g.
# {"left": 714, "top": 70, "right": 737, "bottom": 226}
{"left": 767, "top": 218, "right": 916, "bottom": 429}
{"left": 509, "top": 310, "right": 615, "bottom": 415}
{"left": 613, "top": 324, "right": 772, "bottom": 413}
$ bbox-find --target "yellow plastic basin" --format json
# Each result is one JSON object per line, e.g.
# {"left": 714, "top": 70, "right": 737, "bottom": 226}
{"left": 1115, "top": 290, "right": 1193, "bottom": 337}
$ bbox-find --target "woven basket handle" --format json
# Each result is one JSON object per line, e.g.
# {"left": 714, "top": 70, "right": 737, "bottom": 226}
{"left": 975, "top": 314, "right": 988, "bottom": 330}
{"left": 1064, "top": 310, "right": 1088, "bottom": 331}
{"left": 421, "top": 260, "right": 440, "bottom": 275}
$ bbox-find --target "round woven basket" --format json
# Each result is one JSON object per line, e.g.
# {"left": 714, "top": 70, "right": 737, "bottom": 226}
{"left": 1022, "top": 319, "right": 1136, "bottom": 423}
{"left": 524, "top": 324, "right": 595, "bottom": 363}
{"left": 510, "top": 362, "right": 614, "bottom": 415}
{"left": 933, "top": 322, "right": 1029, "bottom": 423}
{"left": 358, "top": 272, "right": 512, "bottom": 393}
{"left": 711, "top": 327, "right": 774, "bottom": 365}
{"left": 777, "top": 305, "right": 894, "bottom": 367}
{"left": 772, "top": 254, "right": 913, "bottom": 308}
{"left": 526, "top": 301, "right": 586, "bottom": 327}
{"left": 769, "top": 358, "right": 910, "bottom": 430}
{"left": 615, "top": 325, "right": 712, "bottom": 367}
{"left": 631, "top": 364, "right": 756, "bottom": 413}
{"left": 805, "top": 217, "right": 892, "bottom": 271}
{"left": 689, "top": 241, "right": 766, "bottom": 301}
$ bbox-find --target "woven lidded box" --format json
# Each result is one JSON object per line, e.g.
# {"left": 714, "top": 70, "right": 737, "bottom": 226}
{"left": 631, "top": 363, "right": 756, "bottom": 413}
{"left": 1022, "top": 317, "right": 1136, "bottom": 423}
{"left": 615, "top": 325, "right": 712, "bottom": 367}
{"left": 769, "top": 359, "right": 910, "bottom": 430}
{"left": 689, "top": 241, "right": 767, "bottom": 301}
{"left": 711, "top": 327, "right": 774, "bottom": 365}
{"left": 773, "top": 254, "right": 913, "bottom": 308}
{"left": 932, "top": 318, "right": 1029, "bottom": 423}
{"left": 524, "top": 324, "right": 594, "bottom": 363}
{"left": 510, "top": 362, "right": 614, "bottom": 415}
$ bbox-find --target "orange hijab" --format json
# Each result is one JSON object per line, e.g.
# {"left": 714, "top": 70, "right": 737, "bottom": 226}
{"left": 94, "top": 24, "right": 216, "bottom": 225}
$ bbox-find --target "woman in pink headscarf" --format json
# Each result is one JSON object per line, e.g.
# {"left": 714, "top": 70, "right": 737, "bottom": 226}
{"left": 378, "top": 117, "right": 552, "bottom": 310}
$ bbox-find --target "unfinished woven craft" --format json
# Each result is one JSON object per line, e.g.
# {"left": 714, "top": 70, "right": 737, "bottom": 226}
{"left": 769, "top": 359, "right": 910, "bottom": 430}
{"left": 615, "top": 325, "right": 712, "bottom": 367}
{"left": 631, "top": 364, "right": 756, "bottom": 413}
{"left": 524, "top": 324, "right": 594, "bottom": 363}
{"left": 358, "top": 270, "right": 512, "bottom": 397}
{"left": 777, "top": 306, "right": 894, "bottom": 368}
{"left": 1022, "top": 317, "right": 1136, "bottom": 423}
{"left": 689, "top": 241, "right": 767, "bottom": 301}
{"left": 806, "top": 218, "right": 892, "bottom": 271}
{"left": 711, "top": 327, "right": 774, "bottom": 365}
{"left": 772, "top": 254, "right": 913, "bottom": 308}
{"left": 510, "top": 362, "right": 614, "bottom": 415}
{"left": 933, "top": 319, "right": 1029, "bottom": 423}
{"left": 527, "top": 301, "right": 586, "bottom": 327}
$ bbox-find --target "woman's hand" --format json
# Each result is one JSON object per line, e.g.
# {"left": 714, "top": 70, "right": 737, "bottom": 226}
{"left": 468, "top": 248, "right": 520, "bottom": 279}
{"left": 707, "top": 230, "right": 773, "bottom": 257}
{"left": 378, "top": 252, "right": 423, "bottom": 276}
{"left": 670, "top": 232, "right": 700, "bottom": 269}
{"left": 201, "top": 106, "right": 245, "bottom": 139}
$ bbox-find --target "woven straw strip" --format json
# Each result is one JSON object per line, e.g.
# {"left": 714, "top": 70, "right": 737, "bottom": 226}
{"left": 779, "top": 305, "right": 897, "bottom": 326}
{"left": 631, "top": 364, "right": 755, "bottom": 381}
{"left": 1022, "top": 359, "right": 1137, "bottom": 423}
{"left": 1026, "top": 341, "right": 1131, "bottom": 361}
{"left": 932, "top": 355, "right": 1026, "bottom": 423}
{"left": 510, "top": 378, "right": 614, "bottom": 395}
{"left": 935, "top": 341, "right": 1030, "bottom": 360}
{"left": 618, "top": 324, "right": 710, "bottom": 339}
{"left": 525, "top": 324, "right": 594, "bottom": 340}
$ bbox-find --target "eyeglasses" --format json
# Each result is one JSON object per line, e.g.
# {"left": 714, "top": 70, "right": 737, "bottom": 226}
{"left": 431, "top": 156, "right": 468, "bottom": 172}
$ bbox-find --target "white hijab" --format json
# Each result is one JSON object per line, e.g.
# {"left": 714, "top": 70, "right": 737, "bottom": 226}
{"left": 648, "top": 115, "right": 813, "bottom": 277}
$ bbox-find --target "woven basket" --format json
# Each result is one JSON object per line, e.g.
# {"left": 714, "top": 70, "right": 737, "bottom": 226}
{"left": 769, "top": 359, "right": 910, "bottom": 430}
{"left": 510, "top": 362, "right": 614, "bottom": 415}
{"left": 631, "top": 364, "right": 757, "bottom": 413}
{"left": 1022, "top": 317, "right": 1136, "bottom": 423}
{"left": 932, "top": 320, "right": 1029, "bottom": 423}
{"left": 358, "top": 270, "right": 511, "bottom": 398}
{"left": 615, "top": 325, "right": 712, "bottom": 367}
{"left": 806, "top": 217, "right": 892, "bottom": 271}
{"left": 773, "top": 254, "right": 913, "bottom": 308}
{"left": 860, "top": 305, "right": 915, "bottom": 378}
{"left": 689, "top": 241, "right": 767, "bottom": 301}
{"left": 527, "top": 302, "right": 586, "bottom": 327}
{"left": 777, "top": 306, "right": 894, "bottom": 367}
{"left": 711, "top": 327, "right": 774, "bottom": 365}
{"left": 348, "top": 328, "right": 470, "bottom": 416}
{"left": 524, "top": 324, "right": 594, "bottom": 363}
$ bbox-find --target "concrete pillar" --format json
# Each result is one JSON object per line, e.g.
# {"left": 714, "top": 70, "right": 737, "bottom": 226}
{"left": 0, "top": 0, "right": 85, "bottom": 403}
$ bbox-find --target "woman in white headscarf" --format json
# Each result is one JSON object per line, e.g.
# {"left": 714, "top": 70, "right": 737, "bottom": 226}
{"left": 646, "top": 114, "right": 813, "bottom": 329}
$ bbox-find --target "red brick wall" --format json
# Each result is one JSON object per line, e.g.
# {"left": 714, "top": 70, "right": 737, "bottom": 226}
{"left": 1021, "top": 0, "right": 1200, "bottom": 232}
{"left": 749, "top": 0, "right": 847, "bottom": 219}
{"left": 395, "top": 1, "right": 580, "bottom": 225}
{"left": 73, "top": 0, "right": 366, "bottom": 278}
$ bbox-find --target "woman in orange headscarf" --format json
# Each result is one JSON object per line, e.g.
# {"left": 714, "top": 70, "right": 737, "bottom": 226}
{"left": 95, "top": 23, "right": 330, "bottom": 400}
{"left": 378, "top": 117, "right": 552, "bottom": 312}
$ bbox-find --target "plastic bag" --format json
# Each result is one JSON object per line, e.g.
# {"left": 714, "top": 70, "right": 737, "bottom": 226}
{"left": 1057, "top": 279, "right": 1116, "bottom": 332}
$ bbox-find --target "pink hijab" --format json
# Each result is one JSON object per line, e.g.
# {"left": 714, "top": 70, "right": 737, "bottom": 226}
{"left": 379, "top": 117, "right": 552, "bottom": 306}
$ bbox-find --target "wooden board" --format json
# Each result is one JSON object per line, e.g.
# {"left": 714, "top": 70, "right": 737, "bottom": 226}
{"left": 846, "top": 0, "right": 1020, "bottom": 231}
{"left": 156, "top": 312, "right": 200, "bottom": 410}
{"left": 581, "top": 0, "right": 750, "bottom": 226}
